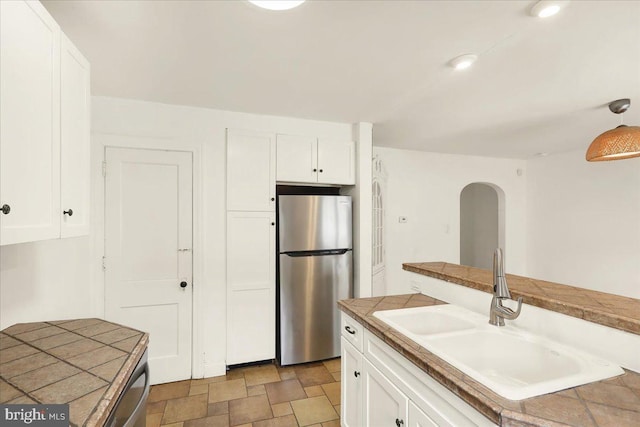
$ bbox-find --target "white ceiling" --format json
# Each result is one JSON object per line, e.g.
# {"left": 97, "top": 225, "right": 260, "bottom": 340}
{"left": 42, "top": 0, "right": 640, "bottom": 159}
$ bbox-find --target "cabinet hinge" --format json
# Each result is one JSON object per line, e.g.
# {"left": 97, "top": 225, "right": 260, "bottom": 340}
{"left": 102, "top": 161, "right": 107, "bottom": 177}
{"left": 102, "top": 256, "right": 106, "bottom": 271}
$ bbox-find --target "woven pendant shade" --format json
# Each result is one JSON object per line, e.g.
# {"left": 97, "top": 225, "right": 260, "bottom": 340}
{"left": 586, "top": 125, "right": 640, "bottom": 161}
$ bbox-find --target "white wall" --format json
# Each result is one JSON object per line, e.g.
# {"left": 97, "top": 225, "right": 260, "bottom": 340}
{"left": 0, "top": 237, "right": 94, "bottom": 329}
{"left": 373, "top": 147, "right": 527, "bottom": 296}
{"left": 526, "top": 150, "right": 640, "bottom": 299}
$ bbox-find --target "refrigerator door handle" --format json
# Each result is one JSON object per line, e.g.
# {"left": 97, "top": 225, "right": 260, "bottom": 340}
{"left": 283, "top": 249, "right": 350, "bottom": 257}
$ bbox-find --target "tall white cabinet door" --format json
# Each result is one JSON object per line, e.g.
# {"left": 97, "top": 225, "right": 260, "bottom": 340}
{"left": 317, "top": 139, "right": 355, "bottom": 185}
{"left": 363, "top": 359, "right": 409, "bottom": 427}
{"left": 0, "top": 0, "right": 61, "bottom": 245}
{"left": 60, "top": 33, "right": 90, "bottom": 237}
{"left": 276, "top": 134, "right": 318, "bottom": 183}
{"left": 227, "top": 129, "right": 275, "bottom": 212}
{"left": 226, "top": 211, "right": 276, "bottom": 364}
{"left": 408, "top": 401, "right": 439, "bottom": 427}
{"left": 341, "top": 338, "right": 363, "bottom": 427}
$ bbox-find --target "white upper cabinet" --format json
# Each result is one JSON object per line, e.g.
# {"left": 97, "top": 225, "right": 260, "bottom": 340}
{"left": 0, "top": 0, "right": 61, "bottom": 245}
{"left": 0, "top": 1, "right": 91, "bottom": 246}
{"left": 276, "top": 134, "right": 355, "bottom": 185}
{"left": 276, "top": 134, "right": 317, "bottom": 183}
{"left": 227, "top": 129, "right": 276, "bottom": 212}
{"left": 317, "top": 138, "right": 356, "bottom": 185}
{"left": 60, "top": 33, "right": 91, "bottom": 238}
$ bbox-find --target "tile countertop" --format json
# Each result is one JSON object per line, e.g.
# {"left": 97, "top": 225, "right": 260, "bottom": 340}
{"left": 403, "top": 262, "right": 640, "bottom": 335}
{"left": 338, "top": 294, "right": 640, "bottom": 427}
{"left": 0, "top": 318, "right": 149, "bottom": 427}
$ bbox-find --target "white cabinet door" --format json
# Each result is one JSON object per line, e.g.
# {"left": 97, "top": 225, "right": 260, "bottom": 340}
{"left": 317, "top": 139, "right": 355, "bottom": 185}
{"left": 226, "top": 211, "right": 276, "bottom": 364}
{"left": 0, "top": 0, "right": 61, "bottom": 245}
{"left": 276, "top": 134, "right": 317, "bottom": 183}
{"left": 60, "top": 33, "right": 90, "bottom": 237}
{"left": 227, "top": 129, "right": 275, "bottom": 212}
{"left": 408, "top": 401, "right": 439, "bottom": 427}
{"left": 363, "top": 359, "right": 408, "bottom": 427}
{"left": 341, "top": 337, "right": 363, "bottom": 427}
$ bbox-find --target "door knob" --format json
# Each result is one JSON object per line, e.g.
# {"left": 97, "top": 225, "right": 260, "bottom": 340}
{"left": 395, "top": 419, "right": 404, "bottom": 427}
{"left": 354, "top": 371, "right": 360, "bottom": 378}
{"left": 63, "top": 209, "right": 73, "bottom": 216}
{"left": 180, "top": 281, "right": 188, "bottom": 288}
{"left": 1, "top": 204, "right": 10, "bottom": 215}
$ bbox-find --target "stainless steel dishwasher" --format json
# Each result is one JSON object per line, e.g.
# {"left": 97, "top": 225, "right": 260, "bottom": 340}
{"left": 105, "top": 349, "right": 149, "bottom": 427}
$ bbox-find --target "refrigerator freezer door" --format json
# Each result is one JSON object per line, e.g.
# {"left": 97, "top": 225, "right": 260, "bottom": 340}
{"left": 279, "top": 195, "right": 352, "bottom": 252}
{"left": 279, "top": 251, "right": 353, "bottom": 365}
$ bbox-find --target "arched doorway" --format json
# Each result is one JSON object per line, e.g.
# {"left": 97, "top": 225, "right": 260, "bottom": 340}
{"left": 460, "top": 183, "right": 505, "bottom": 270}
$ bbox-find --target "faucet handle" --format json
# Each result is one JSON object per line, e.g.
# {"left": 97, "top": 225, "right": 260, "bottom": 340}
{"left": 495, "top": 296, "right": 523, "bottom": 320}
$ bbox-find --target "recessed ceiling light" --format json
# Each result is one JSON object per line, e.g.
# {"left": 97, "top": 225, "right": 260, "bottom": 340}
{"left": 249, "top": 0, "right": 306, "bottom": 11}
{"left": 449, "top": 54, "right": 478, "bottom": 71}
{"left": 530, "top": 1, "right": 569, "bottom": 18}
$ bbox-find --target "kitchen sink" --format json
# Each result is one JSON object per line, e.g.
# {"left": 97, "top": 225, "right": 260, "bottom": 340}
{"left": 374, "top": 305, "right": 624, "bottom": 400}
{"left": 374, "top": 304, "right": 477, "bottom": 337}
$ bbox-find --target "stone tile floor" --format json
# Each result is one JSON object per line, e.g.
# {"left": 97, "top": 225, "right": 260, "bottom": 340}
{"left": 146, "top": 358, "right": 341, "bottom": 427}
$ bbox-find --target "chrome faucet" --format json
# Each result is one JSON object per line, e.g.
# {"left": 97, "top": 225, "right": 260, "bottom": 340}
{"left": 489, "top": 248, "right": 523, "bottom": 326}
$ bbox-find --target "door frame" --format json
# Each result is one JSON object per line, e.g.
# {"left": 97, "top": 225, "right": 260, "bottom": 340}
{"left": 91, "top": 133, "right": 205, "bottom": 379}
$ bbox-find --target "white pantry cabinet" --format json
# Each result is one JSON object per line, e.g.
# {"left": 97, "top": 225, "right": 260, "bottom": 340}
{"left": 276, "top": 134, "right": 355, "bottom": 185}
{"left": 0, "top": 0, "right": 91, "bottom": 245}
{"left": 226, "top": 211, "right": 276, "bottom": 364}
{"left": 226, "top": 129, "right": 276, "bottom": 212}
{"left": 226, "top": 129, "right": 276, "bottom": 364}
{"left": 340, "top": 312, "right": 496, "bottom": 427}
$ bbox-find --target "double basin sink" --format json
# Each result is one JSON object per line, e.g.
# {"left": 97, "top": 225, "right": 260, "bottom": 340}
{"left": 373, "top": 304, "right": 623, "bottom": 400}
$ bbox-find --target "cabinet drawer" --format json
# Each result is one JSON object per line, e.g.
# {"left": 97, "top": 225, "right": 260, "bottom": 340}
{"left": 341, "top": 312, "right": 363, "bottom": 353}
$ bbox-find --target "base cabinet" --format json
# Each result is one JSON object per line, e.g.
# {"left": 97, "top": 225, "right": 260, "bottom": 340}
{"left": 341, "top": 338, "right": 363, "bottom": 427}
{"left": 408, "top": 401, "right": 439, "bottom": 427}
{"left": 363, "top": 358, "right": 408, "bottom": 427}
{"left": 340, "top": 312, "right": 496, "bottom": 427}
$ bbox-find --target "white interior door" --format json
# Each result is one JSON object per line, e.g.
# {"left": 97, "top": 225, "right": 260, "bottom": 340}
{"left": 105, "top": 147, "right": 192, "bottom": 385}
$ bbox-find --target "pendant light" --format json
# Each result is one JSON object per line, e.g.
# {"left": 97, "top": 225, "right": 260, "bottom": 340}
{"left": 586, "top": 99, "right": 640, "bottom": 161}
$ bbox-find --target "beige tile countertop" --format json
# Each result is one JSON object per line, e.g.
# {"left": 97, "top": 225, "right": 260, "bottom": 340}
{"left": 0, "top": 318, "right": 149, "bottom": 427}
{"left": 338, "top": 294, "right": 640, "bottom": 427}
{"left": 404, "top": 262, "right": 640, "bottom": 335}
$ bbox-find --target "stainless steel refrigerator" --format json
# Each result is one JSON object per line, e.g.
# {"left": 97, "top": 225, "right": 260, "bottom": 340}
{"left": 277, "top": 195, "right": 353, "bottom": 366}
